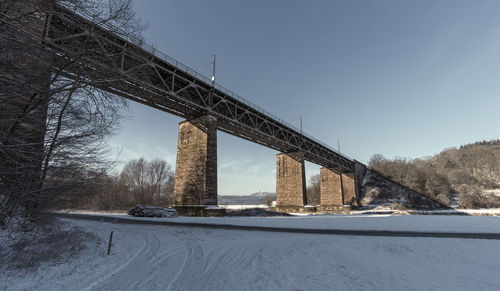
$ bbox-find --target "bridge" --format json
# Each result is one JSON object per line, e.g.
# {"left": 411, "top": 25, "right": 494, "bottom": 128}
{"left": 2, "top": 1, "right": 368, "bottom": 215}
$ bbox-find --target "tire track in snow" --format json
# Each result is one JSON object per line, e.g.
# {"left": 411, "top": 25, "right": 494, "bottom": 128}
{"left": 96, "top": 232, "right": 161, "bottom": 290}
{"left": 90, "top": 231, "right": 182, "bottom": 290}
{"left": 82, "top": 228, "right": 150, "bottom": 291}
{"left": 166, "top": 235, "right": 204, "bottom": 291}
{"left": 166, "top": 233, "right": 240, "bottom": 291}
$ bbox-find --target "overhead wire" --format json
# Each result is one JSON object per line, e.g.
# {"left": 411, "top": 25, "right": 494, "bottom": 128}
{"left": 139, "top": 24, "right": 343, "bottom": 153}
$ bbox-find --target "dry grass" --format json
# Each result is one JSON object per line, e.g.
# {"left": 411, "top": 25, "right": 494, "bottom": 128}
{"left": 0, "top": 216, "right": 99, "bottom": 271}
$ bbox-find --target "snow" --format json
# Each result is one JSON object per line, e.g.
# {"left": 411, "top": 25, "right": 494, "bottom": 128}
{"left": 429, "top": 208, "right": 500, "bottom": 215}
{"left": 204, "top": 206, "right": 224, "bottom": 210}
{"left": 63, "top": 211, "right": 500, "bottom": 234}
{"left": 219, "top": 204, "right": 268, "bottom": 209}
{"left": 354, "top": 207, "right": 500, "bottom": 216}
{"left": 2, "top": 216, "right": 500, "bottom": 290}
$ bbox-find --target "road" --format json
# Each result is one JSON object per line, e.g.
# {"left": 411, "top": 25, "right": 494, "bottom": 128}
{"left": 56, "top": 213, "right": 500, "bottom": 240}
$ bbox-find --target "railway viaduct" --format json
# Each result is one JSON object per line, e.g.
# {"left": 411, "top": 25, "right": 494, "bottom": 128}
{"left": 2, "top": 1, "right": 369, "bottom": 216}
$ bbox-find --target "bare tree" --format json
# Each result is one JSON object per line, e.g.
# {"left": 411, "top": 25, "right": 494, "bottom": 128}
{"left": 120, "top": 158, "right": 148, "bottom": 204}
{"left": 306, "top": 174, "right": 321, "bottom": 205}
{"left": 61, "top": 158, "right": 175, "bottom": 211}
{"left": 120, "top": 158, "right": 174, "bottom": 206}
{"left": 147, "top": 159, "right": 173, "bottom": 204}
{"left": 0, "top": 0, "right": 145, "bottom": 226}
{"left": 0, "top": 0, "right": 54, "bottom": 225}
{"left": 261, "top": 195, "right": 274, "bottom": 207}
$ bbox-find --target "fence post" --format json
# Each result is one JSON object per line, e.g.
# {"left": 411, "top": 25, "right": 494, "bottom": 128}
{"left": 107, "top": 231, "right": 114, "bottom": 255}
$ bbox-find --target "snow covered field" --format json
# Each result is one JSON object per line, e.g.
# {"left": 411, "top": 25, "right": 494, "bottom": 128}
{"left": 219, "top": 204, "right": 268, "bottom": 209}
{"left": 1, "top": 215, "right": 500, "bottom": 290}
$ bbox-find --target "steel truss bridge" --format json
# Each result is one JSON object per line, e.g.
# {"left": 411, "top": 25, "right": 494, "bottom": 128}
{"left": 43, "top": 4, "right": 355, "bottom": 172}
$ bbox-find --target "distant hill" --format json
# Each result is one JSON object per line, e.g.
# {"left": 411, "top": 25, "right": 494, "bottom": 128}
{"left": 249, "top": 191, "right": 275, "bottom": 197}
{"left": 369, "top": 139, "right": 500, "bottom": 208}
{"left": 219, "top": 192, "right": 275, "bottom": 205}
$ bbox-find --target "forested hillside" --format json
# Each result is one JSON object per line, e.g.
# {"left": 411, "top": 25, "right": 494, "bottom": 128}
{"left": 369, "top": 140, "right": 500, "bottom": 208}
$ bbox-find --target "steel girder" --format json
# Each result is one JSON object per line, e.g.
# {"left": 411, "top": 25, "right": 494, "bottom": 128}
{"left": 43, "top": 4, "right": 354, "bottom": 172}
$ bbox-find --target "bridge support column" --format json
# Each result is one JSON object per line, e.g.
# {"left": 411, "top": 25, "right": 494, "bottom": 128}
{"left": 318, "top": 167, "right": 348, "bottom": 212}
{"left": 342, "top": 173, "right": 357, "bottom": 207}
{"left": 354, "top": 161, "right": 367, "bottom": 206}
{"left": 275, "top": 152, "right": 307, "bottom": 213}
{"left": 0, "top": 0, "right": 54, "bottom": 217}
{"left": 173, "top": 115, "right": 224, "bottom": 216}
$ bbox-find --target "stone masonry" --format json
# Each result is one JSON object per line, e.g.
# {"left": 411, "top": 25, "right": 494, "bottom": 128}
{"left": 173, "top": 115, "right": 218, "bottom": 209}
{"left": 342, "top": 173, "right": 357, "bottom": 206}
{"left": 276, "top": 152, "right": 307, "bottom": 208}
{"left": 0, "top": 0, "right": 54, "bottom": 214}
{"left": 354, "top": 161, "right": 367, "bottom": 206}
{"left": 320, "top": 167, "right": 343, "bottom": 206}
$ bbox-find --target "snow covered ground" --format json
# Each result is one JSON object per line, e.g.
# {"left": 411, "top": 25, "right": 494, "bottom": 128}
{"left": 411, "top": 208, "right": 500, "bottom": 215}
{"left": 219, "top": 204, "right": 268, "bottom": 209}
{"left": 360, "top": 207, "right": 500, "bottom": 216}
{"left": 1, "top": 215, "right": 500, "bottom": 290}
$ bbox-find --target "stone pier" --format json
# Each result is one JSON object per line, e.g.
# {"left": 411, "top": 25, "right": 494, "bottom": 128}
{"left": 354, "top": 161, "right": 367, "bottom": 206}
{"left": 0, "top": 0, "right": 54, "bottom": 216}
{"left": 318, "top": 167, "right": 347, "bottom": 211}
{"left": 173, "top": 115, "right": 224, "bottom": 216}
{"left": 275, "top": 152, "right": 307, "bottom": 212}
{"left": 341, "top": 173, "right": 357, "bottom": 207}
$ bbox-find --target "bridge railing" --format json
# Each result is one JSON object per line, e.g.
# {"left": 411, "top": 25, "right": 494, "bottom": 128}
{"left": 59, "top": 2, "right": 353, "bottom": 162}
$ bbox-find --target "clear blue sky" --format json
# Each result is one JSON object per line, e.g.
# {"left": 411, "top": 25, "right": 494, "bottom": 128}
{"left": 108, "top": 0, "right": 500, "bottom": 195}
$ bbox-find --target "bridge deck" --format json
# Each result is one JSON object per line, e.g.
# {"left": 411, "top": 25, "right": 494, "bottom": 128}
{"left": 44, "top": 4, "right": 355, "bottom": 172}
